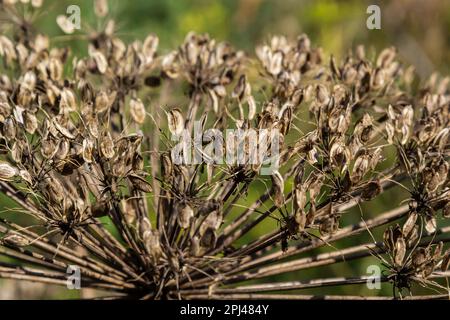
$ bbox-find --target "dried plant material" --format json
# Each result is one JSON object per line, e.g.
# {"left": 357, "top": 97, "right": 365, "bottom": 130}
{"left": 167, "top": 108, "right": 184, "bottom": 136}
{"left": 130, "top": 98, "right": 146, "bottom": 124}
{"left": 0, "top": 2, "right": 448, "bottom": 301}
{"left": 0, "top": 161, "right": 18, "bottom": 181}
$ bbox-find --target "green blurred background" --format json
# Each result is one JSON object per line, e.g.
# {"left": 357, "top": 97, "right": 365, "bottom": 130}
{"left": 1, "top": 0, "right": 449, "bottom": 299}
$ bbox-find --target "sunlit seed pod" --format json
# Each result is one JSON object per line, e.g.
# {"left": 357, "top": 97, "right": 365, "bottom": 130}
{"left": 22, "top": 111, "right": 38, "bottom": 134}
{"left": 160, "top": 153, "right": 173, "bottom": 179}
{"left": 315, "top": 84, "right": 330, "bottom": 106}
{"left": 383, "top": 227, "right": 394, "bottom": 251}
{"left": 167, "top": 108, "right": 184, "bottom": 136}
{"left": 56, "top": 15, "right": 75, "bottom": 34}
{"left": 376, "top": 47, "right": 396, "bottom": 69}
{"left": 2, "top": 117, "right": 16, "bottom": 140}
{"left": 143, "top": 230, "right": 162, "bottom": 264}
{"left": 99, "top": 132, "right": 115, "bottom": 159}
{"left": 60, "top": 88, "right": 77, "bottom": 113}
{"left": 0, "top": 161, "right": 18, "bottom": 181}
{"left": 394, "top": 236, "right": 406, "bottom": 266}
{"left": 371, "top": 68, "right": 385, "bottom": 90}
{"left": 82, "top": 138, "right": 94, "bottom": 163}
{"left": 142, "top": 34, "right": 158, "bottom": 64}
{"left": 90, "top": 50, "right": 108, "bottom": 74}
{"left": 95, "top": 91, "right": 111, "bottom": 113}
{"left": 402, "top": 211, "right": 418, "bottom": 239}
{"left": 55, "top": 139, "right": 70, "bottom": 160}
{"left": 271, "top": 171, "right": 284, "bottom": 208}
{"left": 424, "top": 215, "right": 437, "bottom": 234}
{"left": 132, "top": 153, "right": 144, "bottom": 171}
{"left": 17, "top": 169, "right": 32, "bottom": 185}
{"left": 94, "top": 0, "right": 108, "bottom": 17}
{"left": 40, "top": 137, "right": 57, "bottom": 159}
{"left": 2, "top": 234, "right": 29, "bottom": 247}
{"left": 269, "top": 51, "right": 283, "bottom": 76}
{"left": 44, "top": 177, "right": 64, "bottom": 203}
{"left": 189, "top": 236, "right": 201, "bottom": 257}
{"left": 130, "top": 98, "right": 146, "bottom": 124}
{"left": 112, "top": 158, "right": 126, "bottom": 177}
{"left": 207, "top": 88, "right": 219, "bottom": 114}
{"left": 177, "top": 204, "right": 193, "bottom": 229}
{"left": 49, "top": 58, "right": 63, "bottom": 81}
{"left": 433, "top": 242, "right": 443, "bottom": 261}
{"left": 412, "top": 247, "right": 427, "bottom": 268}
{"left": 53, "top": 120, "right": 76, "bottom": 139}
{"left": 120, "top": 199, "right": 136, "bottom": 225}
{"left": 406, "top": 225, "right": 419, "bottom": 247}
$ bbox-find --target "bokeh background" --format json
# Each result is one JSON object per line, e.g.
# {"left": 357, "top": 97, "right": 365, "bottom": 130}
{"left": 1, "top": 0, "right": 449, "bottom": 299}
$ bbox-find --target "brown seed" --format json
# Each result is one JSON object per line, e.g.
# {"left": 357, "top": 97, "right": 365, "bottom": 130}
{"left": 0, "top": 161, "right": 18, "bottom": 181}
{"left": 167, "top": 108, "right": 184, "bottom": 136}
{"left": 130, "top": 98, "right": 146, "bottom": 124}
{"left": 394, "top": 236, "right": 406, "bottom": 266}
{"left": 271, "top": 171, "right": 284, "bottom": 208}
{"left": 177, "top": 204, "right": 193, "bottom": 229}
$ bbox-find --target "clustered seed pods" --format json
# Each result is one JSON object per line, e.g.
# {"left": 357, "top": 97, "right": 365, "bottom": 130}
{"left": 0, "top": 0, "right": 448, "bottom": 300}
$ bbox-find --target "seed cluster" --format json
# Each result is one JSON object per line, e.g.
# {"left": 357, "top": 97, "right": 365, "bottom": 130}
{"left": 0, "top": 0, "right": 449, "bottom": 300}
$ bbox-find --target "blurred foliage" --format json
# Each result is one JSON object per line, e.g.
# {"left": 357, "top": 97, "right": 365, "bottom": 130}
{"left": 1, "top": 0, "right": 449, "bottom": 299}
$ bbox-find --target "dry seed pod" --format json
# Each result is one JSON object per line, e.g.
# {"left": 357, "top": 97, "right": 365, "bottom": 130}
{"left": 82, "top": 138, "right": 95, "bottom": 163}
{"left": 2, "top": 234, "right": 29, "bottom": 247}
{"left": 90, "top": 50, "right": 108, "bottom": 74}
{"left": 99, "top": 132, "right": 115, "bottom": 159}
{"left": 130, "top": 98, "right": 146, "bottom": 124}
{"left": 167, "top": 108, "right": 184, "bottom": 136}
{"left": 271, "top": 171, "right": 284, "bottom": 207}
{"left": 177, "top": 204, "right": 193, "bottom": 229}
{"left": 95, "top": 91, "right": 116, "bottom": 113}
{"left": 94, "top": 0, "right": 108, "bottom": 17}
{"left": 0, "top": 161, "right": 18, "bottom": 181}
{"left": 424, "top": 215, "right": 437, "bottom": 234}
{"left": 60, "top": 88, "right": 77, "bottom": 113}
{"left": 56, "top": 15, "right": 75, "bottom": 34}
{"left": 53, "top": 120, "right": 76, "bottom": 139}
{"left": 2, "top": 117, "right": 16, "bottom": 140}
{"left": 128, "top": 174, "right": 153, "bottom": 193}
{"left": 23, "top": 111, "right": 38, "bottom": 134}
{"left": 402, "top": 211, "right": 418, "bottom": 238}
{"left": 394, "top": 236, "right": 406, "bottom": 266}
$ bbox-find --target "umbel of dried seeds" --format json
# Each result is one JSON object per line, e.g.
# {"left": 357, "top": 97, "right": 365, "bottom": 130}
{"left": 0, "top": 0, "right": 449, "bottom": 300}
